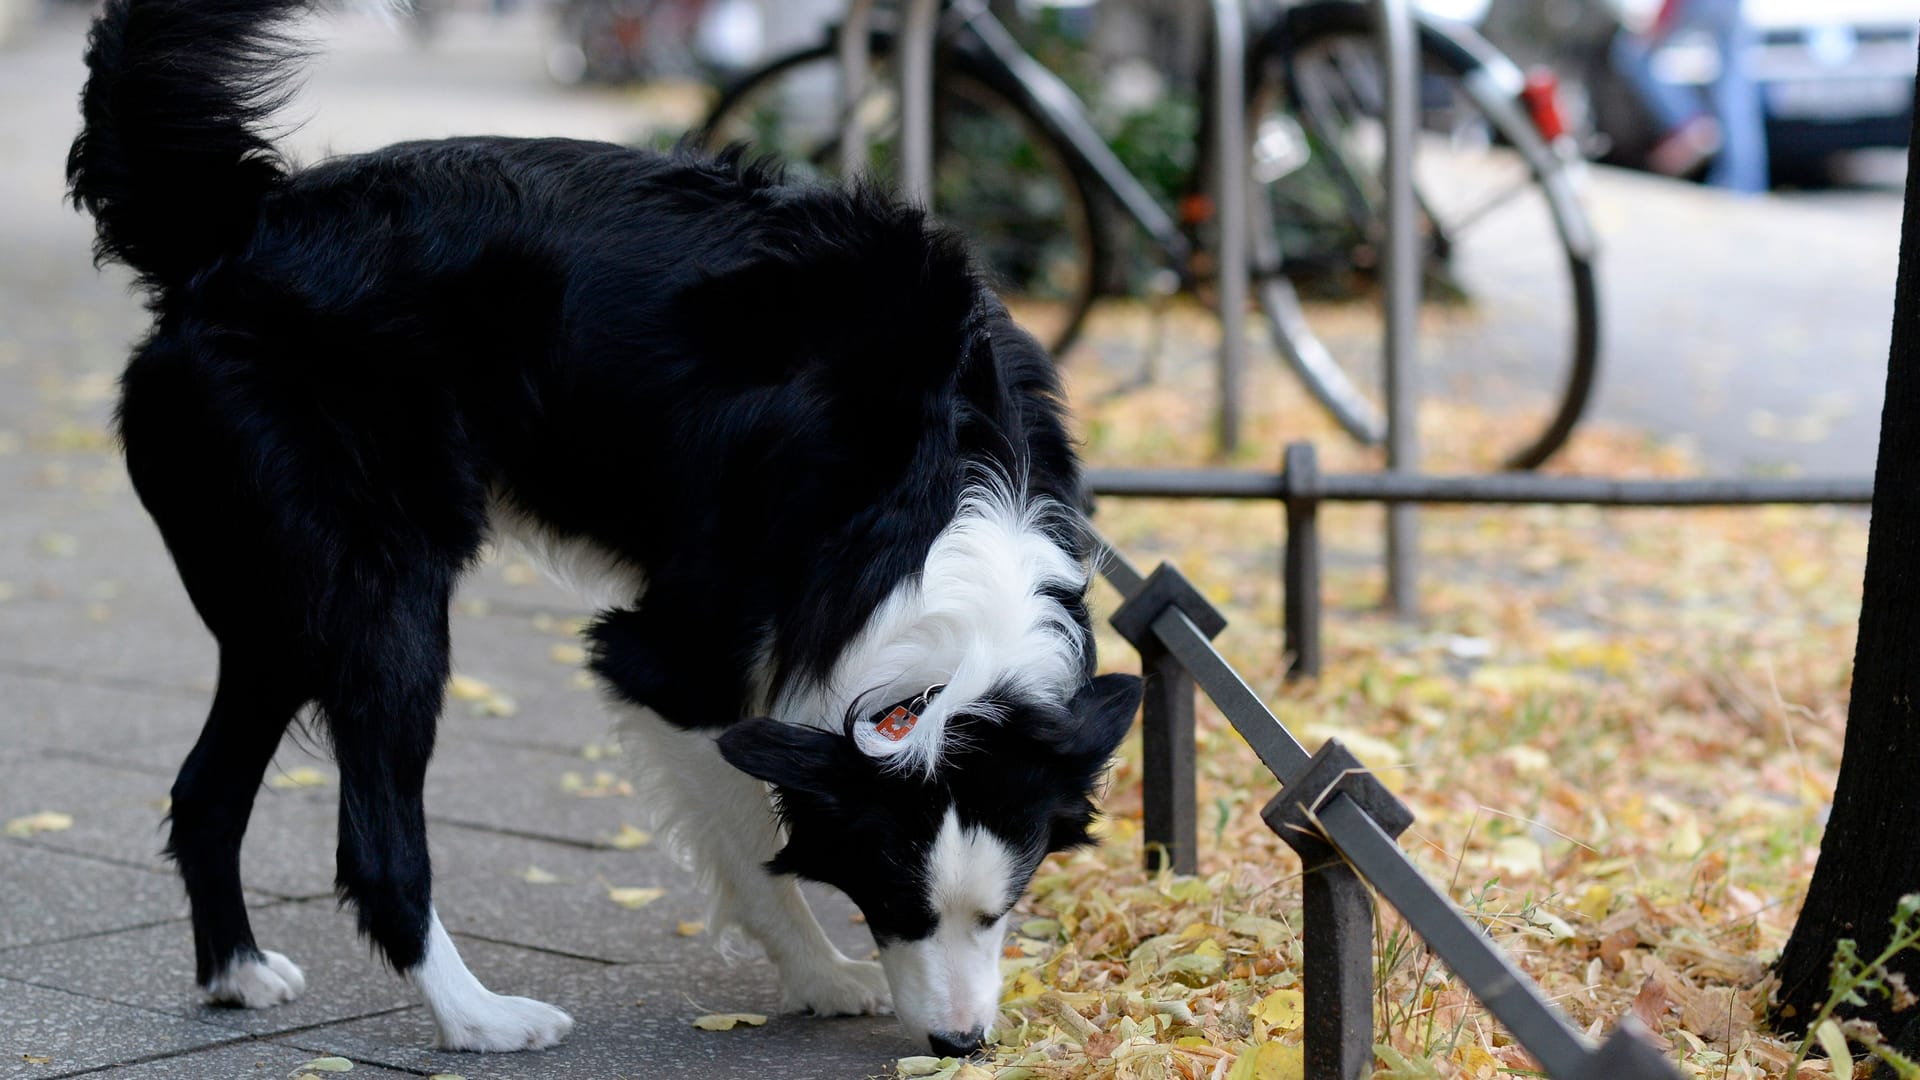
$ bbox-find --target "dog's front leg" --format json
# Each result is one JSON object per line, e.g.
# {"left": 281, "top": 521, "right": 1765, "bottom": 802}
{"left": 619, "top": 708, "right": 892, "bottom": 1017}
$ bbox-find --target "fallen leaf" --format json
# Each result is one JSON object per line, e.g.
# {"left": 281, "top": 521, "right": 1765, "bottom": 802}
{"left": 5, "top": 811, "right": 74, "bottom": 838}
{"left": 606, "top": 824, "right": 652, "bottom": 850}
{"left": 896, "top": 1057, "right": 946, "bottom": 1077}
{"left": 267, "top": 767, "right": 330, "bottom": 790}
{"left": 1813, "top": 1018, "right": 1851, "bottom": 1077}
{"left": 678, "top": 921, "right": 705, "bottom": 936}
{"left": 607, "top": 886, "right": 664, "bottom": 910}
{"left": 691, "top": 1012, "right": 767, "bottom": 1031}
{"left": 1227, "top": 1040, "right": 1304, "bottom": 1080}
{"left": 1253, "top": 988, "right": 1305, "bottom": 1031}
{"left": 293, "top": 1058, "right": 353, "bottom": 1073}
{"left": 21, "top": 1055, "right": 51, "bottom": 1065}
{"left": 518, "top": 866, "right": 560, "bottom": 885}
{"left": 549, "top": 643, "right": 587, "bottom": 665}
{"left": 446, "top": 674, "right": 492, "bottom": 701}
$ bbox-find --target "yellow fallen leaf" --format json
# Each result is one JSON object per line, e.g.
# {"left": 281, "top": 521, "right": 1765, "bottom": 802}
{"left": 5, "top": 811, "right": 74, "bottom": 838}
{"left": 1227, "top": 1040, "right": 1303, "bottom": 1080}
{"left": 1163, "top": 877, "right": 1211, "bottom": 903}
{"left": 480, "top": 693, "right": 517, "bottom": 718}
{"left": 1488, "top": 835, "right": 1544, "bottom": 878}
{"left": 606, "top": 824, "right": 652, "bottom": 850}
{"left": 446, "top": 674, "right": 492, "bottom": 701}
{"left": 549, "top": 643, "right": 587, "bottom": 665}
{"left": 22, "top": 1055, "right": 51, "bottom": 1065}
{"left": 267, "top": 767, "right": 330, "bottom": 790}
{"left": 294, "top": 1058, "right": 353, "bottom": 1073}
{"left": 953, "top": 1065, "right": 994, "bottom": 1080}
{"left": 427, "top": 1075, "right": 466, "bottom": 1080}
{"left": 1002, "top": 968, "right": 1047, "bottom": 1002}
{"left": 518, "top": 866, "right": 560, "bottom": 885}
{"left": 607, "top": 886, "right": 664, "bottom": 909}
{"left": 1253, "top": 988, "right": 1304, "bottom": 1031}
{"left": 1575, "top": 884, "right": 1613, "bottom": 922}
{"left": 896, "top": 1058, "right": 946, "bottom": 1078}
{"left": 691, "top": 1012, "right": 766, "bottom": 1031}
{"left": 678, "top": 921, "right": 705, "bottom": 936}
{"left": 560, "top": 771, "right": 632, "bottom": 798}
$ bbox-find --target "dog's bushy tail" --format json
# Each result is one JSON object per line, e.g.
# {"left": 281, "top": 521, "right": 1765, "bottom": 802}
{"left": 67, "top": 0, "right": 311, "bottom": 292}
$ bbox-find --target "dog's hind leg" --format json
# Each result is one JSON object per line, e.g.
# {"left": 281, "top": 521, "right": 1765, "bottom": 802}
{"left": 619, "top": 708, "right": 893, "bottom": 1017}
{"left": 322, "top": 567, "right": 572, "bottom": 1052}
{"left": 170, "top": 646, "right": 311, "bottom": 1007}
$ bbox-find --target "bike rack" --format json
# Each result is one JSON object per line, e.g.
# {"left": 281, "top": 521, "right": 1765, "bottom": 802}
{"left": 1370, "top": 0, "right": 1423, "bottom": 614}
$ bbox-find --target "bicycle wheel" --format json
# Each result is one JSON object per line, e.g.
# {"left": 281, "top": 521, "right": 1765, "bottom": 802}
{"left": 698, "top": 36, "right": 1103, "bottom": 358}
{"left": 1248, "top": 5, "right": 1600, "bottom": 470}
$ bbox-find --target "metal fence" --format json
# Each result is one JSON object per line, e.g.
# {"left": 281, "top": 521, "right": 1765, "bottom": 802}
{"left": 1087, "top": 441, "right": 1874, "bottom": 1080}
{"left": 1092, "top": 441, "right": 1875, "bottom": 679}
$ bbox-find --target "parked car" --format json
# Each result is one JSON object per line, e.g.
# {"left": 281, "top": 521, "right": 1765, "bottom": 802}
{"left": 1746, "top": 0, "right": 1919, "bottom": 177}
{"left": 1484, "top": 0, "right": 1919, "bottom": 185}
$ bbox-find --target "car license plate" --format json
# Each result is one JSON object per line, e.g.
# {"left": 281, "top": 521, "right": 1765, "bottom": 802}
{"left": 1767, "top": 77, "right": 1910, "bottom": 120}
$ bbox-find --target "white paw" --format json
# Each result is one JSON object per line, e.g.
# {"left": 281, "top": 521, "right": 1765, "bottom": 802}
{"left": 205, "top": 949, "right": 306, "bottom": 1008}
{"left": 434, "top": 993, "right": 574, "bottom": 1052}
{"left": 781, "top": 957, "right": 894, "bottom": 1017}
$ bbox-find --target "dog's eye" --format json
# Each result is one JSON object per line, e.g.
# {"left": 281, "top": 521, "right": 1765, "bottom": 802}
{"left": 974, "top": 912, "right": 999, "bottom": 930}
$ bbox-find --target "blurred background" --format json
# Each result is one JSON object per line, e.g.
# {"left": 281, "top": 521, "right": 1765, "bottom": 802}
{"left": 0, "top": 0, "right": 1910, "bottom": 477}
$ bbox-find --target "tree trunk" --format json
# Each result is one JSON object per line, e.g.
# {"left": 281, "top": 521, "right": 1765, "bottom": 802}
{"left": 1770, "top": 63, "right": 1920, "bottom": 1036}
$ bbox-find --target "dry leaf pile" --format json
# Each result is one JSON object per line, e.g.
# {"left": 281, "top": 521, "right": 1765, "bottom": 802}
{"left": 953, "top": 346, "right": 1865, "bottom": 1079}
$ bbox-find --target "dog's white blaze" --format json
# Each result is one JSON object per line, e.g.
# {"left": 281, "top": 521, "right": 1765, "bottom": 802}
{"left": 780, "top": 479, "right": 1087, "bottom": 771}
{"left": 880, "top": 809, "right": 1018, "bottom": 1043}
{"left": 487, "top": 497, "right": 648, "bottom": 610}
{"left": 411, "top": 908, "right": 574, "bottom": 1051}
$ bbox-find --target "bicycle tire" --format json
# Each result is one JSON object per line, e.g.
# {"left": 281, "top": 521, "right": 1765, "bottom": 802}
{"left": 1249, "top": 3, "right": 1601, "bottom": 471}
{"left": 698, "top": 35, "right": 1105, "bottom": 359}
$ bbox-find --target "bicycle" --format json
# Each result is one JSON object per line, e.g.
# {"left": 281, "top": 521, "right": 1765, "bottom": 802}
{"left": 697, "top": 0, "right": 1600, "bottom": 470}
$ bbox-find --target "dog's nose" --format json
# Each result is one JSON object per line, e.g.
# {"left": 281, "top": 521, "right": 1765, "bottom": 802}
{"left": 928, "top": 1028, "right": 987, "bottom": 1057}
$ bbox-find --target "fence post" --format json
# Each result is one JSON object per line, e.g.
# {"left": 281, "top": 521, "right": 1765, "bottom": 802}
{"left": 1265, "top": 740, "right": 1416, "bottom": 1080}
{"left": 1110, "top": 565, "right": 1228, "bottom": 875}
{"left": 1284, "top": 442, "right": 1323, "bottom": 680}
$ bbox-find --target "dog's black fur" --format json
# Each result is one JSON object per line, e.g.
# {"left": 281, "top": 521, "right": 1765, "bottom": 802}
{"left": 71, "top": 0, "right": 1134, "bottom": 1036}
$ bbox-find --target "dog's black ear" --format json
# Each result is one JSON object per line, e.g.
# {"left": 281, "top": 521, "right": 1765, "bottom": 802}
{"left": 1047, "top": 796, "right": 1100, "bottom": 853}
{"left": 716, "top": 718, "right": 854, "bottom": 800}
{"left": 1054, "top": 673, "right": 1142, "bottom": 762}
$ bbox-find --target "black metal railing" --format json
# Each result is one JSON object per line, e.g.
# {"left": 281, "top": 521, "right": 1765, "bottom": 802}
{"left": 1087, "top": 441, "right": 1873, "bottom": 1080}
{"left": 1094, "top": 441, "right": 1875, "bottom": 680}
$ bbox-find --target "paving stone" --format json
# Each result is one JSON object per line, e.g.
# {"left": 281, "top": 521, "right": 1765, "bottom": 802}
{"left": 0, "top": 898, "right": 605, "bottom": 1041}
{"left": 0, "top": 842, "right": 186, "bottom": 950}
{"left": 279, "top": 957, "right": 908, "bottom": 1080}
{"left": 424, "top": 737, "right": 638, "bottom": 849}
{"left": 0, "top": 672, "right": 208, "bottom": 763}
{"left": 0, "top": 750, "right": 342, "bottom": 902}
{"left": 425, "top": 825, "right": 712, "bottom": 965}
{"left": 82, "top": 1040, "right": 420, "bottom": 1080}
{"left": 422, "top": 823, "right": 876, "bottom": 968}
{"left": 0, "top": 977, "right": 240, "bottom": 1080}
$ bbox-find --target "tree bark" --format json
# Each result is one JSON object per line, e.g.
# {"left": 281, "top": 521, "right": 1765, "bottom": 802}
{"left": 1770, "top": 61, "right": 1920, "bottom": 1035}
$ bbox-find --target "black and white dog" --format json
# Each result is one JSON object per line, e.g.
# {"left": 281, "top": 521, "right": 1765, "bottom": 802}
{"left": 70, "top": 0, "right": 1141, "bottom": 1058}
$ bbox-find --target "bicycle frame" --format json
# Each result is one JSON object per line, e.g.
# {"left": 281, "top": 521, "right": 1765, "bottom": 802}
{"left": 944, "top": 0, "right": 1198, "bottom": 274}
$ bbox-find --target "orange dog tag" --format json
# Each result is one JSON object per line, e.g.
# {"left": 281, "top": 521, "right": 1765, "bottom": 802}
{"left": 875, "top": 706, "right": 918, "bottom": 741}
